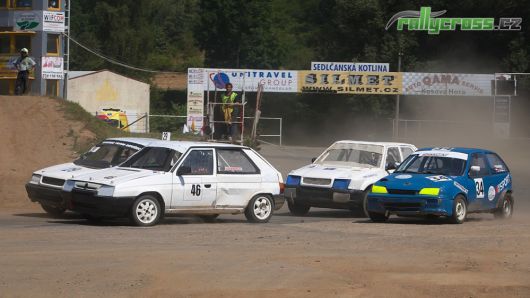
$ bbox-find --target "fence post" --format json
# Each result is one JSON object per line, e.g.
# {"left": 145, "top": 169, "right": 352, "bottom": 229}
{"left": 145, "top": 112, "right": 149, "bottom": 133}
{"left": 279, "top": 117, "right": 283, "bottom": 146}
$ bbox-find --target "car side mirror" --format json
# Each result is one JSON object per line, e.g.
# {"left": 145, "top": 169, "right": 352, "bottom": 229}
{"left": 385, "top": 162, "right": 398, "bottom": 171}
{"left": 311, "top": 157, "right": 316, "bottom": 163}
{"left": 177, "top": 166, "right": 192, "bottom": 176}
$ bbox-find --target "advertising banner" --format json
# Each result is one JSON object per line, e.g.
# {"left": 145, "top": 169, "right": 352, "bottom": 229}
{"left": 186, "top": 68, "right": 205, "bottom": 132}
{"left": 41, "top": 57, "right": 64, "bottom": 79}
{"left": 402, "top": 73, "right": 494, "bottom": 96}
{"left": 14, "top": 11, "right": 42, "bottom": 31}
{"left": 204, "top": 69, "right": 298, "bottom": 93}
{"left": 43, "top": 11, "right": 65, "bottom": 32}
{"left": 311, "top": 62, "right": 390, "bottom": 72}
{"left": 298, "top": 71, "right": 402, "bottom": 94}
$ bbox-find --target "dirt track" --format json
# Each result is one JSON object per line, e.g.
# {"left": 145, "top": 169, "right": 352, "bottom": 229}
{"left": 1, "top": 96, "right": 529, "bottom": 297}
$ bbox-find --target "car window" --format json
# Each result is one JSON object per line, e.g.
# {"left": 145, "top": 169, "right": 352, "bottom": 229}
{"left": 386, "top": 147, "right": 401, "bottom": 164}
{"left": 397, "top": 154, "right": 466, "bottom": 176}
{"left": 113, "top": 147, "right": 139, "bottom": 165}
{"left": 217, "top": 149, "right": 259, "bottom": 174}
{"left": 469, "top": 153, "right": 490, "bottom": 177}
{"left": 122, "top": 147, "right": 179, "bottom": 172}
{"left": 180, "top": 150, "right": 214, "bottom": 175}
{"left": 485, "top": 153, "right": 509, "bottom": 173}
{"left": 400, "top": 147, "right": 414, "bottom": 159}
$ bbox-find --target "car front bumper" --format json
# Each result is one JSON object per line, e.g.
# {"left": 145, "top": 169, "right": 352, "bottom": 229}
{"left": 62, "top": 190, "right": 135, "bottom": 218}
{"left": 367, "top": 195, "right": 452, "bottom": 216}
{"left": 283, "top": 185, "right": 364, "bottom": 209}
{"left": 25, "top": 183, "right": 66, "bottom": 209}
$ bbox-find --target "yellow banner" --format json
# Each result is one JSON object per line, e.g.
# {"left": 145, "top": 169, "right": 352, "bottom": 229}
{"left": 298, "top": 71, "right": 402, "bottom": 95}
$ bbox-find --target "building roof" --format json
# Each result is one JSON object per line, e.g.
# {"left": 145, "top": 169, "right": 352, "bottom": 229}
{"left": 68, "top": 69, "right": 149, "bottom": 85}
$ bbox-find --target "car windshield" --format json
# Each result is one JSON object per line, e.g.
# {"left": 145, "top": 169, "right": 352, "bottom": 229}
{"left": 396, "top": 154, "right": 467, "bottom": 176}
{"left": 74, "top": 143, "right": 140, "bottom": 168}
{"left": 120, "top": 147, "right": 182, "bottom": 172}
{"left": 315, "top": 143, "right": 384, "bottom": 168}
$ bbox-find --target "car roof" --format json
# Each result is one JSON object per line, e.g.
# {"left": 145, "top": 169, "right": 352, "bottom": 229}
{"left": 105, "top": 137, "right": 158, "bottom": 147}
{"left": 334, "top": 140, "right": 416, "bottom": 147}
{"left": 417, "top": 147, "right": 495, "bottom": 154}
{"left": 145, "top": 140, "right": 249, "bottom": 153}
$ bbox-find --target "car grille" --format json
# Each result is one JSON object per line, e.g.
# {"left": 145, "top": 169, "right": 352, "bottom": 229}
{"left": 383, "top": 202, "right": 423, "bottom": 212}
{"left": 41, "top": 176, "right": 65, "bottom": 187}
{"left": 387, "top": 189, "right": 418, "bottom": 195}
{"left": 303, "top": 177, "right": 332, "bottom": 186}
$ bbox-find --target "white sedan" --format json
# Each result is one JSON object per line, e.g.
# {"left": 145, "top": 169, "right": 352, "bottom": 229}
{"left": 284, "top": 140, "right": 416, "bottom": 216}
{"left": 26, "top": 138, "right": 156, "bottom": 216}
{"left": 61, "top": 141, "right": 285, "bottom": 226}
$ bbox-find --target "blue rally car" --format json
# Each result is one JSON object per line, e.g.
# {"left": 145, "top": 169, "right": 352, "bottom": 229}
{"left": 367, "top": 148, "right": 513, "bottom": 224}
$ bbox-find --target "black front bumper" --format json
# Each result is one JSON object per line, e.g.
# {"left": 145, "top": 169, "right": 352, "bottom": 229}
{"left": 61, "top": 190, "right": 135, "bottom": 218}
{"left": 25, "top": 183, "right": 66, "bottom": 209}
{"left": 283, "top": 185, "right": 364, "bottom": 209}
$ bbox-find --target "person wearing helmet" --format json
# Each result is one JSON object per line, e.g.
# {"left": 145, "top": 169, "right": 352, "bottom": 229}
{"left": 14, "top": 48, "right": 36, "bottom": 95}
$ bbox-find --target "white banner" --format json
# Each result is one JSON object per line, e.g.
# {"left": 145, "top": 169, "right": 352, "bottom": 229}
{"left": 41, "top": 56, "right": 64, "bottom": 79}
{"left": 43, "top": 11, "right": 65, "bottom": 32}
{"left": 402, "top": 73, "right": 494, "bottom": 96}
{"left": 204, "top": 68, "right": 298, "bottom": 92}
{"left": 186, "top": 68, "right": 205, "bottom": 133}
{"left": 311, "top": 62, "right": 390, "bottom": 72}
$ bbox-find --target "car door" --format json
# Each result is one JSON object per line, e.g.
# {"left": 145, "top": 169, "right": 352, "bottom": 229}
{"left": 483, "top": 153, "right": 511, "bottom": 210}
{"left": 215, "top": 148, "right": 261, "bottom": 207}
{"left": 467, "top": 153, "right": 494, "bottom": 211}
{"left": 172, "top": 149, "right": 217, "bottom": 208}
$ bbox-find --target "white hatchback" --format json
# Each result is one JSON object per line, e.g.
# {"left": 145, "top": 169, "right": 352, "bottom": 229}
{"left": 26, "top": 138, "right": 156, "bottom": 216}
{"left": 284, "top": 140, "right": 416, "bottom": 216}
{"left": 61, "top": 141, "right": 285, "bottom": 226}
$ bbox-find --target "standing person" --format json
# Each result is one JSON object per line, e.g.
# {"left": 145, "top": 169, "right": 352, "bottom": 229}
{"left": 221, "top": 83, "right": 240, "bottom": 141}
{"left": 14, "top": 48, "right": 36, "bottom": 95}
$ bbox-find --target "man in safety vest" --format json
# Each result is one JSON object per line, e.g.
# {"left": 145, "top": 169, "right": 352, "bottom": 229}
{"left": 221, "top": 83, "right": 240, "bottom": 141}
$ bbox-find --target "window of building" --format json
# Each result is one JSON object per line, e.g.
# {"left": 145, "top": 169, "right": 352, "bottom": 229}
{"left": 46, "top": 80, "right": 59, "bottom": 97}
{"left": 0, "top": 0, "right": 8, "bottom": 8}
{"left": 47, "top": 34, "right": 60, "bottom": 55}
{"left": 15, "top": 0, "right": 32, "bottom": 8}
{"left": 0, "top": 36, "right": 9, "bottom": 54}
{"left": 48, "top": 0, "right": 60, "bottom": 9}
{"left": 15, "top": 35, "right": 31, "bottom": 52}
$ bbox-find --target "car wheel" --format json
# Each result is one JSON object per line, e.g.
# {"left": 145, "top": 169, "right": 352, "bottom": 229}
{"left": 368, "top": 211, "right": 389, "bottom": 222}
{"left": 198, "top": 214, "right": 219, "bottom": 222}
{"left": 130, "top": 195, "right": 162, "bottom": 227}
{"left": 40, "top": 204, "right": 66, "bottom": 217}
{"left": 287, "top": 200, "right": 310, "bottom": 216}
{"left": 245, "top": 195, "right": 273, "bottom": 223}
{"left": 449, "top": 195, "right": 467, "bottom": 224}
{"left": 494, "top": 194, "right": 513, "bottom": 219}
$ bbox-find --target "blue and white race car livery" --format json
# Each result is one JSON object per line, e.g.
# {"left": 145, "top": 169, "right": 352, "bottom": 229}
{"left": 367, "top": 147, "right": 513, "bottom": 224}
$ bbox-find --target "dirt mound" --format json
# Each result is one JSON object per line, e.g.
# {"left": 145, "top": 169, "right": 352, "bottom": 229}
{"left": 0, "top": 96, "right": 95, "bottom": 208}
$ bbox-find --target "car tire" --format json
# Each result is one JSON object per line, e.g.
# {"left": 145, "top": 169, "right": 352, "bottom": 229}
{"left": 494, "top": 193, "right": 513, "bottom": 219}
{"left": 449, "top": 195, "right": 467, "bottom": 224}
{"left": 130, "top": 195, "right": 162, "bottom": 227}
{"left": 287, "top": 200, "right": 310, "bottom": 216}
{"left": 40, "top": 204, "right": 66, "bottom": 217}
{"left": 368, "top": 211, "right": 388, "bottom": 222}
{"left": 198, "top": 214, "right": 219, "bottom": 222}
{"left": 245, "top": 194, "right": 273, "bottom": 223}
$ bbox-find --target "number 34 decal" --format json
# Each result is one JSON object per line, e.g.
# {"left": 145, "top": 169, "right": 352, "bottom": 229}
{"left": 474, "top": 178, "right": 484, "bottom": 199}
{"left": 191, "top": 184, "right": 201, "bottom": 196}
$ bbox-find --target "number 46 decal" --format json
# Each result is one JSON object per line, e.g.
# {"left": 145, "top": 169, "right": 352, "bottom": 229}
{"left": 191, "top": 184, "right": 201, "bottom": 196}
{"left": 474, "top": 178, "right": 484, "bottom": 199}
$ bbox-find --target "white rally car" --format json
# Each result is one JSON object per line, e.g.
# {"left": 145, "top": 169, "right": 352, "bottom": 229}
{"left": 61, "top": 140, "right": 285, "bottom": 226}
{"left": 26, "top": 138, "right": 156, "bottom": 216}
{"left": 284, "top": 141, "right": 417, "bottom": 216}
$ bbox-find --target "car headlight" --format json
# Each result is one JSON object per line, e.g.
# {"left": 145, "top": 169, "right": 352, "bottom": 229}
{"left": 30, "top": 174, "right": 41, "bottom": 184}
{"left": 332, "top": 179, "right": 351, "bottom": 190}
{"left": 63, "top": 180, "right": 75, "bottom": 192}
{"left": 419, "top": 188, "right": 440, "bottom": 196}
{"left": 286, "top": 175, "right": 301, "bottom": 186}
{"left": 97, "top": 185, "right": 115, "bottom": 197}
{"left": 371, "top": 185, "right": 388, "bottom": 194}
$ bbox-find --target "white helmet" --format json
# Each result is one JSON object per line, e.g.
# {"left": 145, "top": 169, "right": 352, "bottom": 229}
{"left": 20, "top": 48, "right": 29, "bottom": 53}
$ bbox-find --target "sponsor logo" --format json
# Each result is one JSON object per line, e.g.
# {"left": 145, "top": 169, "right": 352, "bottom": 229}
{"left": 395, "top": 174, "right": 412, "bottom": 179}
{"left": 454, "top": 181, "right": 468, "bottom": 194}
{"left": 61, "top": 167, "right": 82, "bottom": 172}
{"left": 488, "top": 186, "right": 496, "bottom": 201}
{"left": 496, "top": 174, "right": 511, "bottom": 193}
{"left": 426, "top": 175, "right": 452, "bottom": 182}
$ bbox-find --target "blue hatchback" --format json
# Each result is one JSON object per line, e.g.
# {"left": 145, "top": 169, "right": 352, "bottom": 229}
{"left": 367, "top": 148, "right": 513, "bottom": 224}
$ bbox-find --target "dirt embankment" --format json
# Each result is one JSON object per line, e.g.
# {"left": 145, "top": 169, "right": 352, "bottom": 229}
{"left": 0, "top": 96, "right": 95, "bottom": 208}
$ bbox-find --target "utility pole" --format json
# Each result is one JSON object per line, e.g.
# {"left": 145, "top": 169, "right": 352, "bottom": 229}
{"left": 394, "top": 50, "right": 402, "bottom": 139}
{"left": 63, "top": 0, "right": 71, "bottom": 100}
